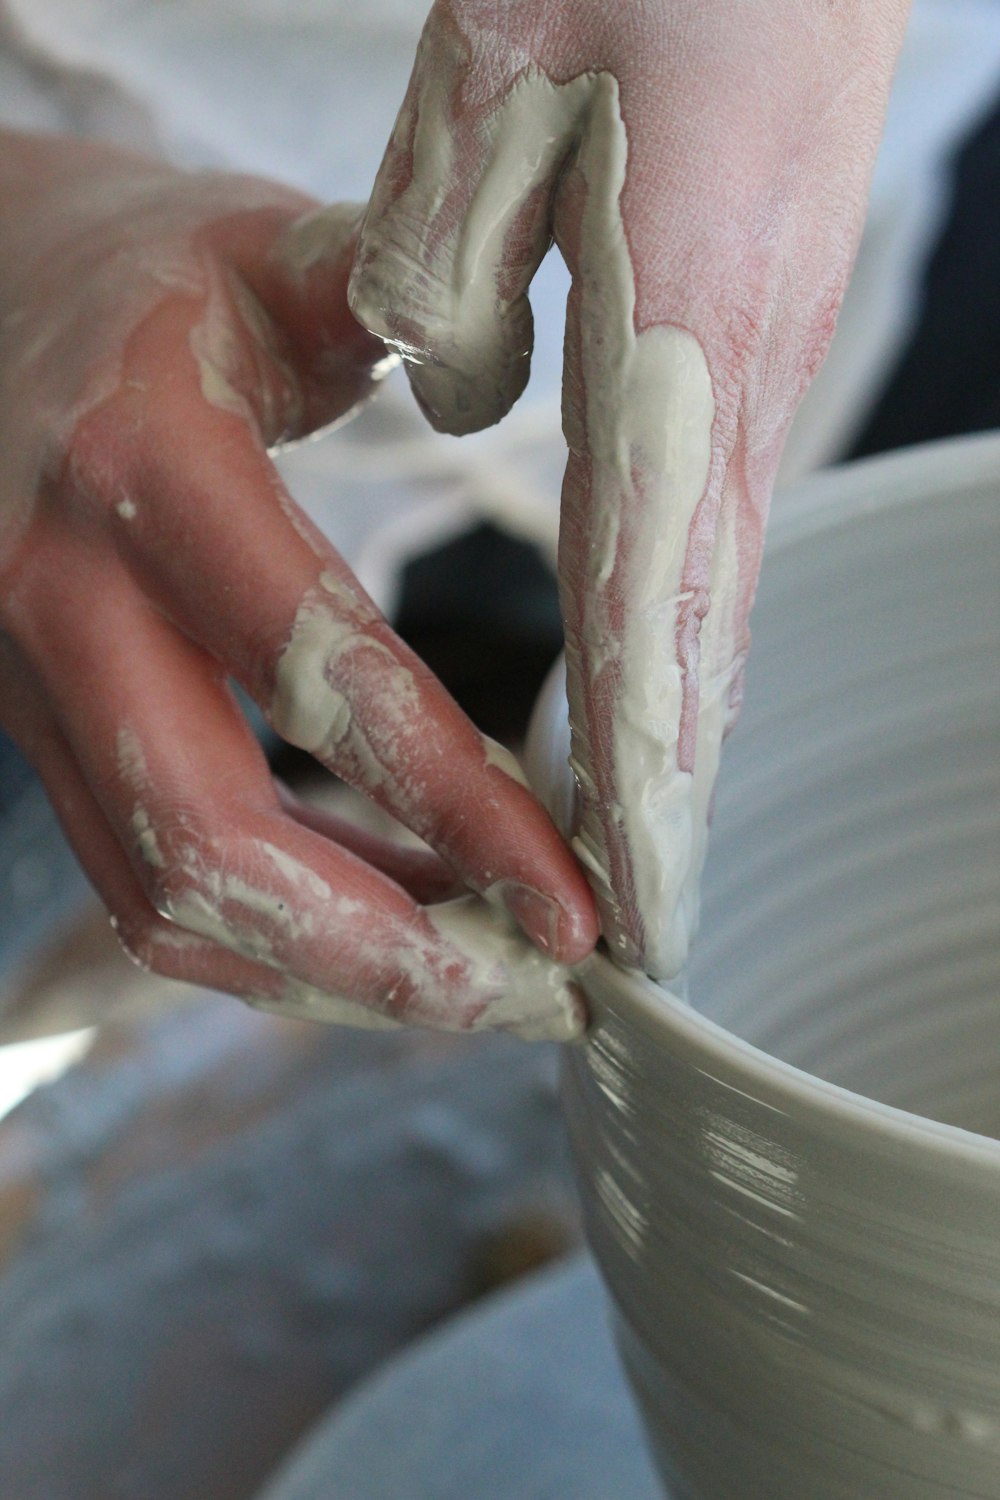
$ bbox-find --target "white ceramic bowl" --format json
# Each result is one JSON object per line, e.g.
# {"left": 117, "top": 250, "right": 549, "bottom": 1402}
{"left": 530, "top": 433, "right": 1000, "bottom": 1499}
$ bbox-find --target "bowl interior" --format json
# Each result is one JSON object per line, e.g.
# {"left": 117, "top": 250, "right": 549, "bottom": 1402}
{"left": 688, "top": 438, "right": 1000, "bottom": 1136}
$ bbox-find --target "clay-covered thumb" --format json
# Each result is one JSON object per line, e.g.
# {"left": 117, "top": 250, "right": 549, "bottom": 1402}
{"left": 347, "top": 28, "right": 581, "bottom": 436}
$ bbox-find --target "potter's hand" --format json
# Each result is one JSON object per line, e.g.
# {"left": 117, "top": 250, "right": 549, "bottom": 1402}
{"left": 0, "top": 132, "right": 597, "bottom": 1039}
{"left": 350, "top": 0, "right": 909, "bottom": 976}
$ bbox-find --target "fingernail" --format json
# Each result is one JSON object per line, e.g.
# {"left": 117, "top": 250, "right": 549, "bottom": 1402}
{"left": 497, "top": 882, "right": 564, "bottom": 955}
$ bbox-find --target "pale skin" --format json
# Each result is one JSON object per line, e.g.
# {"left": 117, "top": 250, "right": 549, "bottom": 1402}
{"left": 0, "top": 1, "right": 909, "bottom": 1030}
{"left": 352, "top": 0, "right": 912, "bottom": 974}
{"left": 0, "top": 132, "right": 596, "bottom": 1036}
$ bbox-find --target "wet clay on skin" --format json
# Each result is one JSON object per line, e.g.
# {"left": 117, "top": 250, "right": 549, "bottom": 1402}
{"left": 351, "top": 65, "right": 734, "bottom": 980}
{"left": 0, "top": 134, "right": 588, "bottom": 1042}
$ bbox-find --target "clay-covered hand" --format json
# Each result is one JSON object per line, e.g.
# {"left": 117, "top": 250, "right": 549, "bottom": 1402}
{"left": 0, "top": 132, "right": 598, "bottom": 1039}
{"left": 350, "top": 0, "right": 910, "bottom": 977}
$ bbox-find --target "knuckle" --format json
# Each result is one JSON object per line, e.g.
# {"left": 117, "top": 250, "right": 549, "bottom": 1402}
{"left": 113, "top": 909, "right": 207, "bottom": 980}
{"left": 129, "top": 814, "right": 221, "bottom": 934}
{"left": 141, "top": 863, "right": 193, "bottom": 927}
{"left": 722, "top": 294, "right": 768, "bottom": 372}
{"left": 61, "top": 404, "right": 130, "bottom": 515}
{"left": 122, "top": 805, "right": 195, "bottom": 913}
{"left": 137, "top": 826, "right": 219, "bottom": 933}
{"left": 269, "top": 590, "right": 386, "bottom": 758}
{"left": 139, "top": 828, "right": 284, "bottom": 966}
{"left": 111, "top": 911, "right": 161, "bottom": 974}
{"left": 269, "top": 639, "right": 351, "bottom": 759}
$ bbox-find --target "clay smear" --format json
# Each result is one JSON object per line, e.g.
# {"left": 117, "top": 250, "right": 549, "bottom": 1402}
{"left": 353, "top": 66, "right": 737, "bottom": 977}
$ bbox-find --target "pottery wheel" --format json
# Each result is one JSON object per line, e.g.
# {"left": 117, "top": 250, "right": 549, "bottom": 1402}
{"left": 255, "top": 1253, "right": 665, "bottom": 1500}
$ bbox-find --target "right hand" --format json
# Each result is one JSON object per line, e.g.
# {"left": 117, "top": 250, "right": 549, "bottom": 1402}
{"left": 0, "top": 132, "right": 598, "bottom": 1040}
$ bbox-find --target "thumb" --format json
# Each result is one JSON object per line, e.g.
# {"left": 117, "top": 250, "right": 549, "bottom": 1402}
{"left": 242, "top": 201, "right": 392, "bottom": 437}
{"left": 348, "top": 25, "right": 587, "bottom": 435}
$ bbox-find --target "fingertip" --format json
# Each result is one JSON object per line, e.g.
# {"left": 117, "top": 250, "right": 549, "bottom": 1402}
{"left": 494, "top": 879, "right": 597, "bottom": 967}
{"left": 553, "top": 892, "right": 602, "bottom": 966}
{"left": 408, "top": 349, "right": 530, "bottom": 437}
{"left": 350, "top": 227, "right": 535, "bottom": 437}
{"left": 474, "top": 738, "right": 600, "bottom": 964}
{"left": 493, "top": 881, "right": 561, "bottom": 955}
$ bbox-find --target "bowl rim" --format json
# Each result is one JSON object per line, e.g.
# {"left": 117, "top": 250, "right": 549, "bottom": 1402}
{"left": 582, "top": 951, "right": 1000, "bottom": 1169}
{"left": 578, "top": 429, "right": 1000, "bottom": 1170}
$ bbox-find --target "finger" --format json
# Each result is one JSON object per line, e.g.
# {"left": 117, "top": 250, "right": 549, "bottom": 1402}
{"left": 215, "top": 198, "right": 395, "bottom": 440}
{"left": 0, "top": 637, "right": 284, "bottom": 999}
{"left": 33, "top": 734, "right": 407, "bottom": 1026}
{"left": 345, "top": 17, "right": 733, "bottom": 974}
{"left": 87, "top": 196, "right": 391, "bottom": 458}
{"left": 348, "top": 18, "right": 583, "bottom": 435}
{"left": 550, "top": 88, "right": 739, "bottom": 981}
{"left": 274, "top": 780, "right": 459, "bottom": 906}
{"left": 96, "top": 375, "right": 597, "bottom": 964}
{"left": 347, "top": 15, "right": 728, "bottom": 974}
{"left": 9, "top": 539, "right": 586, "bottom": 1038}
{"left": 551, "top": 64, "right": 847, "bottom": 978}
{"left": 4, "top": 660, "right": 411, "bottom": 1028}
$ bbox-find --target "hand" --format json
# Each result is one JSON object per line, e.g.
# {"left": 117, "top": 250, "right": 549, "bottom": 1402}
{"left": 350, "top": 0, "right": 910, "bottom": 976}
{"left": 0, "top": 132, "right": 598, "bottom": 1038}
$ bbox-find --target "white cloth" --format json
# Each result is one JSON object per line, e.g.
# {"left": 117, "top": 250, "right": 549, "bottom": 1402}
{"left": 1, "top": 0, "right": 999, "bottom": 608}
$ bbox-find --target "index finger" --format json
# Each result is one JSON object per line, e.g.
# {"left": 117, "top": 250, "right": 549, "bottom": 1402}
{"left": 93, "top": 331, "right": 598, "bottom": 963}
{"left": 349, "top": 20, "right": 711, "bottom": 975}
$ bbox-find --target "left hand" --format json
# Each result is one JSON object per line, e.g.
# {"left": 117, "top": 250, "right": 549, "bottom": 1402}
{"left": 349, "top": 0, "right": 909, "bottom": 976}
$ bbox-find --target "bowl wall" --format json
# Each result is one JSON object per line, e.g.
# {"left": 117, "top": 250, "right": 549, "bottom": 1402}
{"left": 558, "top": 434, "right": 1000, "bottom": 1499}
